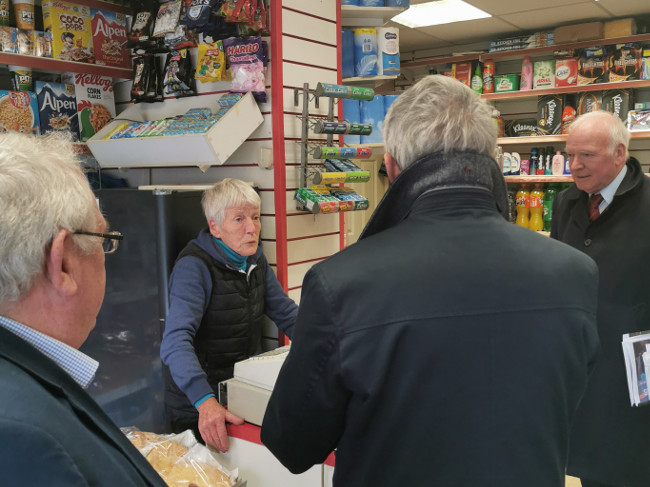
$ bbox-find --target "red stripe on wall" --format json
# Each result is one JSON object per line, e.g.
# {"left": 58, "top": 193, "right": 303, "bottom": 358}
{"left": 282, "top": 33, "right": 337, "bottom": 48}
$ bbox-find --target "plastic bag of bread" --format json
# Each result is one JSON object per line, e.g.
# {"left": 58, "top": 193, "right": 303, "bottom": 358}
{"left": 121, "top": 427, "right": 239, "bottom": 487}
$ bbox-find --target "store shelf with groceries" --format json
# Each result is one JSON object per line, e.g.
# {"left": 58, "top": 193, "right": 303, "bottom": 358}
{"left": 0, "top": 53, "right": 132, "bottom": 79}
{"left": 505, "top": 175, "right": 573, "bottom": 183}
{"left": 401, "top": 33, "right": 650, "bottom": 69}
{"left": 483, "top": 79, "right": 650, "bottom": 101}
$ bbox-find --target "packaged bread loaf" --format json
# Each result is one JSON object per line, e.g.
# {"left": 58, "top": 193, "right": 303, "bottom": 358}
{"left": 121, "top": 427, "right": 238, "bottom": 487}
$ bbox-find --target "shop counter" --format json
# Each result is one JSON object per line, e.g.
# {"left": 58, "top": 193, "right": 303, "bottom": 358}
{"left": 220, "top": 422, "right": 335, "bottom": 487}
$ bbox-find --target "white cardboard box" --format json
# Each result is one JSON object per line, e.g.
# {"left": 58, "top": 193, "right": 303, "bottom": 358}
{"left": 87, "top": 91, "right": 263, "bottom": 169}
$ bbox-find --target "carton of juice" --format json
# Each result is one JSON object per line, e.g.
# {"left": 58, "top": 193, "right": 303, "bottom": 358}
{"left": 90, "top": 9, "right": 128, "bottom": 67}
{"left": 42, "top": 1, "right": 94, "bottom": 63}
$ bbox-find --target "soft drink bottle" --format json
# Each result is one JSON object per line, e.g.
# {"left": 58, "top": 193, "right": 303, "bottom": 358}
{"left": 543, "top": 184, "right": 558, "bottom": 232}
{"left": 529, "top": 183, "right": 544, "bottom": 231}
{"left": 515, "top": 185, "right": 530, "bottom": 228}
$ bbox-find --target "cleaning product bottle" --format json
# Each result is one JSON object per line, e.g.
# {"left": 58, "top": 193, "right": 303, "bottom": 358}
{"left": 471, "top": 62, "right": 483, "bottom": 94}
{"left": 552, "top": 150, "right": 564, "bottom": 175}
{"left": 483, "top": 60, "right": 495, "bottom": 94}
{"left": 521, "top": 55, "right": 533, "bottom": 90}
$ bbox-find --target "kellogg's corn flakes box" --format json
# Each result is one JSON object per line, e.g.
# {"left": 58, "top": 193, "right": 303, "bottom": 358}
{"left": 90, "top": 9, "right": 128, "bottom": 68}
{"left": 63, "top": 73, "right": 114, "bottom": 141}
{"left": 42, "top": 1, "right": 94, "bottom": 63}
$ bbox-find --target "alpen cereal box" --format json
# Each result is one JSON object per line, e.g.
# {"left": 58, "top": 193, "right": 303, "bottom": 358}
{"left": 90, "top": 9, "right": 128, "bottom": 67}
{"left": 64, "top": 73, "right": 115, "bottom": 141}
{"left": 42, "top": 1, "right": 94, "bottom": 63}
{"left": 35, "top": 80, "right": 78, "bottom": 139}
{"left": 0, "top": 90, "right": 39, "bottom": 134}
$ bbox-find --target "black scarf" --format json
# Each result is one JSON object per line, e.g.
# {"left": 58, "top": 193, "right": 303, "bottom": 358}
{"left": 359, "top": 150, "right": 509, "bottom": 241}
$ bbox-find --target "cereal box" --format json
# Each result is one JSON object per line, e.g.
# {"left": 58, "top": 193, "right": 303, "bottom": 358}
{"left": 42, "top": 1, "right": 94, "bottom": 63}
{"left": 0, "top": 26, "right": 16, "bottom": 52}
{"left": 90, "top": 9, "right": 128, "bottom": 67}
{"left": 0, "top": 90, "right": 40, "bottom": 134}
{"left": 35, "top": 80, "right": 79, "bottom": 139}
{"left": 63, "top": 73, "right": 115, "bottom": 141}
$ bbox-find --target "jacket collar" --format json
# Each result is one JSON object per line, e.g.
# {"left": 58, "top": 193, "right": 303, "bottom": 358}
{"left": 359, "top": 150, "right": 508, "bottom": 240}
{"left": 564, "top": 157, "right": 643, "bottom": 201}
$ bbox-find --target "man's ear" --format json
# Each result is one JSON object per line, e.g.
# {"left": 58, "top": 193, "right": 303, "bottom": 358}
{"left": 613, "top": 143, "right": 627, "bottom": 168}
{"left": 46, "top": 229, "right": 78, "bottom": 296}
{"left": 384, "top": 153, "right": 401, "bottom": 183}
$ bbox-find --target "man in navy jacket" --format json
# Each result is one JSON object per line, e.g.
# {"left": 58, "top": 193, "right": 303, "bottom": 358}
{"left": 0, "top": 133, "right": 165, "bottom": 486}
{"left": 262, "top": 75, "right": 600, "bottom": 487}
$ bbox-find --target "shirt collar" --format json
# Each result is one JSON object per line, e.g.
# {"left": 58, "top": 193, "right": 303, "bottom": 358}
{"left": 595, "top": 164, "right": 628, "bottom": 206}
{"left": 0, "top": 315, "right": 99, "bottom": 388}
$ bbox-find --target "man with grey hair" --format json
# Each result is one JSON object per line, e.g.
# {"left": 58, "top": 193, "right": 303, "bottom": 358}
{"left": 552, "top": 110, "right": 650, "bottom": 487}
{"left": 0, "top": 133, "right": 165, "bottom": 486}
{"left": 262, "top": 75, "right": 600, "bottom": 486}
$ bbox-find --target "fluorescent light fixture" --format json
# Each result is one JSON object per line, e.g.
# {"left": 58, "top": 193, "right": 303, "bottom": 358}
{"left": 392, "top": 0, "right": 491, "bottom": 29}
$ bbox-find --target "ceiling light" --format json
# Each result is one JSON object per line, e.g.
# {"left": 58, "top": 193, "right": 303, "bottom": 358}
{"left": 391, "top": 0, "right": 491, "bottom": 29}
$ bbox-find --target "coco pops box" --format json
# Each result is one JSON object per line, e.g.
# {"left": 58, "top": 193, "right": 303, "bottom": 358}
{"left": 90, "top": 9, "right": 128, "bottom": 67}
{"left": 42, "top": 1, "right": 94, "bottom": 63}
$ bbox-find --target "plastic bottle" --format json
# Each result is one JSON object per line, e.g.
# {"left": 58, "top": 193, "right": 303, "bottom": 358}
{"left": 545, "top": 146, "right": 554, "bottom": 175}
{"left": 502, "top": 151, "right": 511, "bottom": 175}
{"left": 537, "top": 147, "right": 546, "bottom": 175}
{"left": 493, "top": 109, "right": 504, "bottom": 137}
{"left": 515, "top": 185, "right": 530, "bottom": 228}
{"left": 543, "top": 184, "right": 558, "bottom": 232}
{"left": 564, "top": 155, "right": 571, "bottom": 175}
{"left": 521, "top": 55, "right": 533, "bottom": 90}
{"left": 529, "top": 183, "right": 544, "bottom": 231}
{"left": 471, "top": 63, "right": 483, "bottom": 94}
{"left": 510, "top": 151, "right": 521, "bottom": 176}
{"left": 483, "top": 60, "right": 495, "bottom": 94}
{"left": 530, "top": 147, "right": 539, "bottom": 175}
{"left": 507, "top": 190, "right": 517, "bottom": 224}
{"left": 552, "top": 151, "right": 564, "bottom": 176}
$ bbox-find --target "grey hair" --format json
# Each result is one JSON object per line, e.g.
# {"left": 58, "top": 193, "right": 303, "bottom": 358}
{"left": 568, "top": 110, "right": 630, "bottom": 160}
{"left": 0, "top": 132, "right": 97, "bottom": 304}
{"left": 383, "top": 74, "right": 497, "bottom": 170}
{"left": 202, "top": 178, "right": 261, "bottom": 224}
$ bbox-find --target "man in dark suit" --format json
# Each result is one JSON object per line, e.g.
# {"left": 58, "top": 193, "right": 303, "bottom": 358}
{"left": 0, "top": 132, "right": 165, "bottom": 486}
{"left": 261, "top": 75, "right": 601, "bottom": 487}
{"left": 551, "top": 110, "right": 650, "bottom": 487}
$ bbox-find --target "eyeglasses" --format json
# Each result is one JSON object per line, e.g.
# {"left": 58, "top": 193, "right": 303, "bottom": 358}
{"left": 73, "top": 231, "right": 123, "bottom": 254}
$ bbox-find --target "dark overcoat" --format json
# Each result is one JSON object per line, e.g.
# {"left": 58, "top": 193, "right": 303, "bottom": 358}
{"left": 0, "top": 326, "right": 166, "bottom": 486}
{"left": 262, "top": 151, "right": 600, "bottom": 487}
{"left": 551, "top": 157, "right": 650, "bottom": 487}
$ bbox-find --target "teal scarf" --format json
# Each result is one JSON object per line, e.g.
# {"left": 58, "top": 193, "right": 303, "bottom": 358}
{"left": 212, "top": 236, "right": 247, "bottom": 271}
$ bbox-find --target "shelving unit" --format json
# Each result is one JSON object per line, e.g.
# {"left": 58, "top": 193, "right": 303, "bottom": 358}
{"left": 341, "top": 5, "right": 406, "bottom": 27}
{"left": 498, "top": 131, "right": 650, "bottom": 147}
{"left": 401, "top": 33, "right": 650, "bottom": 69}
{"left": 0, "top": 0, "right": 131, "bottom": 79}
{"left": 505, "top": 175, "right": 573, "bottom": 183}
{"left": 342, "top": 75, "right": 398, "bottom": 85}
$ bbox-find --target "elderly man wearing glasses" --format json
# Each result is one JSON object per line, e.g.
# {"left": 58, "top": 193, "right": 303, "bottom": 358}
{"left": 0, "top": 133, "right": 165, "bottom": 486}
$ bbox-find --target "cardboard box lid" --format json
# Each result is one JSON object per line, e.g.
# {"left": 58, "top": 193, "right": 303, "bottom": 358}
{"left": 554, "top": 21, "right": 604, "bottom": 44}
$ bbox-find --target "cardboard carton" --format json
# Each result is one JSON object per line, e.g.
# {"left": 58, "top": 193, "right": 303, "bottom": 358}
{"left": 554, "top": 22, "right": 603, "bottom": 44}
{"left": 604, "top": 18, "right": 637, "bottom": 39}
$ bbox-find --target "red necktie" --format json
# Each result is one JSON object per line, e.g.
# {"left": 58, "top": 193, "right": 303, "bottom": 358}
{"left": 589, "top": 193, "right": 604, "bottom": 221}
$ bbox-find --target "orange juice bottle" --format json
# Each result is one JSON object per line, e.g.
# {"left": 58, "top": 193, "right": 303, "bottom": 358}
{"left": 528, "top": 183, "right": 544, "bottom": 231}
{"left": 515, "top": 185, "right": 530, "bottom": 228}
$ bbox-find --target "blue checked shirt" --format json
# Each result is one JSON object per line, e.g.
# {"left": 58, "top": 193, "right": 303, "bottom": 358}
{"left": 0, "top": 315, "right": 99, "bottom": 389}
